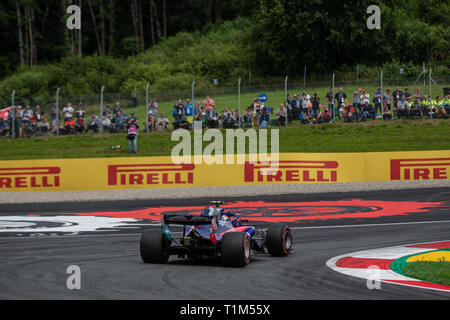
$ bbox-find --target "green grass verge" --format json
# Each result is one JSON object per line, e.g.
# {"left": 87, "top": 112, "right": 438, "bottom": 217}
{"left": 0, "top": 119, "right": 449, "bottom": 161}
{"left": 403, "top": 261, "right": 450, "bottom": 286}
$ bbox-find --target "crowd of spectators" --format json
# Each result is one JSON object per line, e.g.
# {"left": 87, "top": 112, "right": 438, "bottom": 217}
{"left": 1, "top": 88, "right": 449, "bottom": 139}
{"left": 0, "top": 99, "right": 171, "bottom": 138}
{"left": 283, "top": 87, "right": 450, "bottom": 125}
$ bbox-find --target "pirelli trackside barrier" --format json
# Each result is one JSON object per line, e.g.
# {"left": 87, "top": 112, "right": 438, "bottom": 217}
{"left": 0, "top": 151, "right": 449, "bottom": 192}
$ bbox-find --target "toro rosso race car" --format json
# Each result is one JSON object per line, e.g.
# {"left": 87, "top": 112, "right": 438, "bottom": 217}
{"left": 140, "top": 201, "right": 293, "bottom": 267}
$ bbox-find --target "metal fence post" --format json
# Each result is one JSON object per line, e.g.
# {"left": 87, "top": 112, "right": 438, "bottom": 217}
{"left": 100, "top": 86, "right": 105, "bottom": 134}
{"left": 56, "top": 88, "right": 61, "bottom": 136}
{"left": 381, "top": 70, "right": 383, "bottom": 115}
{"left": 192, "top": 78, "right": 195, "bottom": 117}
{"left": 11, "top": 90, "right": 15, "bottom": 139}
{"left": 285, "top": 76, "right": 288, "bottom": 128}
{"left": 429, "top": 69, "right": 433, "bottom": 119}
{"left": 146, "top": 83, "right": 150, "bottom": 132}
{"left": 332, "top": 73, "right": 335, "bottom": 120}
{"left": 380, "top": 70, "right": 383, "bottom": 92}
{"left": 238, "top": 78, "right": 241, "bottom": 128}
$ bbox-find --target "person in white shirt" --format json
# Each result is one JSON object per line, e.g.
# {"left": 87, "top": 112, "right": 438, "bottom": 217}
{"left": 63, "top": 103, "right": 74, "bottom": 121}
{"left": 302, "top": 91, "right": 311, "bottom": 114}
{"left": 360, "top": 90, "right": 370, "bottom": 105}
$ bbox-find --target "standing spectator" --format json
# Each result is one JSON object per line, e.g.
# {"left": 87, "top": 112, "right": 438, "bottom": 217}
{"left": 204, "top": 96, "right": 215, "bottom": 118}
{"left": 15, "top": 106, "right": 24, "bottom": 137}
{"left": 311, "top": 93, "right": 321, "bottom": 118}
{"left": 149, "top": 99, "right": 159, "bottom": 121}
{"left": 184, "top": 99, "right": 195, "bottom": 124}
{"left": 326, "top": 89, "right": 334, "bottom": 117}
{"left": 126, "top": 119, "right": 139, "bottom": 154}
{"left": 173, "top": 100, "right": 185, "bottom": 122}
{"left": 360, "top": 90, "right": 370, "bottom": 105}
{"left": 335, "top": 88, "right": 348, "bottom": 110}
{"left": 353, "top": 89, "right": 362, "bottom": 114}
{"left": 392, "top": 87, "right": 403, "bottom": 106}
{"left": 76, "top": 103, "right": 86, "bottom": 119}
{"left": 291, "top": 94, "right": 301, "bottom": 120}
{"left": 21, "top": 105, "right": 33, "bottom": 131}
{"left": 403, "top": 88, "right": 412, "bottom": 102}
{"left": 35, "top": 105, "right": 44, "bottom": 128}
{"left": 373, "top": 88, "right": 383, "bottom": 115}
{"left": 302, "top": 91, "right": 311, "bottom": 116}
{"left": 63, "top": 103, "right": 74, "bottom": 122}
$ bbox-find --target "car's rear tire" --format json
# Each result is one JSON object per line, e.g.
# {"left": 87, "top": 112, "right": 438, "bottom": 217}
{"left": 221, "top": 232, "right": 251, "bottom": 267}
{"left": 140, "top": 229, "right": 170, "bottom": 264}
{"left": 266, "top": 224, "right": 293, "bottom": 257}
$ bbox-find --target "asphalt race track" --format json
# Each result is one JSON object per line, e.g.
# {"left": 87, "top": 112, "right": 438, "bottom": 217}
{"left": 0, "top": 187, "right": 449, "bottom": 300}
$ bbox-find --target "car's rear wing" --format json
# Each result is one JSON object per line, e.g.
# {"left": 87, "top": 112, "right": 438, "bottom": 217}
{"left": 163, "top": 214, "right": 212, "bottom": 226}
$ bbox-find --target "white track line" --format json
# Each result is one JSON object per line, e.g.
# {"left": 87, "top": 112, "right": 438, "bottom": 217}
{"left": 290, "top": 220, "right": 450, "bottom": 230}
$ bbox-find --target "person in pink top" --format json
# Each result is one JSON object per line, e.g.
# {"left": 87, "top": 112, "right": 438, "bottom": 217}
{"left": 204, "top": 96, "right": 215, "bottom": 118}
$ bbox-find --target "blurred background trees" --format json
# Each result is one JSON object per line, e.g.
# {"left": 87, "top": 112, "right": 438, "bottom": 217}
{"left": 0, "top": 0, "right": 448, "bottom": 96}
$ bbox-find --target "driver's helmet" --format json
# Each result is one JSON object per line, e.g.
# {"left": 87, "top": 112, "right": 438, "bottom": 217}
{"left": 201, "top": 207, "right": 224, "bottom": 218}
{"left": 201, "top": 207, "right": 215, "bottom": 218}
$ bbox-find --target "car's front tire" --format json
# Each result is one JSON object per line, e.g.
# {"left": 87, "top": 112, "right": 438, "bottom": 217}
{"left": 221, "top": 232, "right": 251, "bottom": 267}
{"left": 140, "top": 229, "right": 170, "bottom": 264}
{"left": 266, "top": 224, "right": 293, "bottom": 257}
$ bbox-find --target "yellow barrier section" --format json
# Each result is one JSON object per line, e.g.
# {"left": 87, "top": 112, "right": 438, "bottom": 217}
{"left": 0, "top": 151, "right": 449, "bottom": 192}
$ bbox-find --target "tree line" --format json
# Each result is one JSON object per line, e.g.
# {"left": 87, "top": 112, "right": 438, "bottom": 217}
{"left": 1, "top": 0, "right": 254, "bottom": 76}
{"left": 0, "top": 0, "right": 448, "bottom": 86}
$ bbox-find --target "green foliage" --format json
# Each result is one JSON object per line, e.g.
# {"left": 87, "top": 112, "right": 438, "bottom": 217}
{"left": 251, "top": 0, "right": 449, "bottom": 75}
{"left": 0, "top": 17, "right": 254, "bottom": 97}
{"left": 0, "top": 1, "right": 448, "bottom": 99}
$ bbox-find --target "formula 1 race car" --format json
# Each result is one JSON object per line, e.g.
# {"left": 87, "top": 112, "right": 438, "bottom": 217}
{"left": 140, "top": 201, "right": 293, "bottom": 267}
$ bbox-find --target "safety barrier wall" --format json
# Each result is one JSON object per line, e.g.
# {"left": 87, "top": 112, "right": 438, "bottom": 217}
{"left": 0, "top": 151, "right": 449, "bottom": 192}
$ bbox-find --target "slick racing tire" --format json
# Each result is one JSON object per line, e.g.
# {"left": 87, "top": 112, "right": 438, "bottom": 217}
{"left": 140, "top": 229, "right": 170, "bottom": 264}
{"left": 266, "top": 224, "right": 293, "bottom": 257}
{"left": 221, "top": 232, "right": 251, "bottom": 267}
